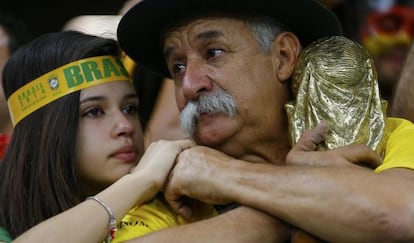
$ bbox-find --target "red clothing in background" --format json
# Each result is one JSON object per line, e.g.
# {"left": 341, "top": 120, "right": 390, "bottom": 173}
{"left": 0, "top": 134, "right": 10, "bottom": 159}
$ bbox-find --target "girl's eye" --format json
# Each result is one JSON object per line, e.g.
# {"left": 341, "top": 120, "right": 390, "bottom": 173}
{"left": 82, "top": 107, "right": 104, "bottom": 118}
{"left": 123, "top": 104, "right": 139, "bottom": 115}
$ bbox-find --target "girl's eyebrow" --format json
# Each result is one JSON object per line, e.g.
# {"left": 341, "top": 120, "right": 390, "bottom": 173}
{"left": 79, "top": 96, "right": 105, "bottom": 104}
{"left": 125, "top": 93, "right": 139, "bottom": 100}
{"left": 79, "top": 93, "right": 138, "bottom": 104}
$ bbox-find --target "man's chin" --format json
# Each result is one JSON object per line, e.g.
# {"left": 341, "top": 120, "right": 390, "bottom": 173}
{"left": 192, "top": 134, "right": 225, "bottom": 148}
{"left": 190, "top": 112, "right": 237, "bottom": 146}
{"left": 192, "top": 127, "right": 230, "bottom": 148}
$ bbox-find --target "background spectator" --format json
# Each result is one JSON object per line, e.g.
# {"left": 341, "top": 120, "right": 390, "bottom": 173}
{"left": 0, "top": 12, "right": 32, "bottom": 159}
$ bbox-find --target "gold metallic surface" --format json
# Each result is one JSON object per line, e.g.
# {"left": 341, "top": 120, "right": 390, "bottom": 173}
{"left": 285, "top": 36, "right": 388, "bottom": 155}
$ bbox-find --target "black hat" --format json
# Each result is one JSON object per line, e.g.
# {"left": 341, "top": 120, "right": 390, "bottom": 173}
{"left": 117, "top": 0, "right": 342, "bottom": 78}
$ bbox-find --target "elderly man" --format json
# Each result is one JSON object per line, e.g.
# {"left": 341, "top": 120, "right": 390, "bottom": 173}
{"left": 117, "top": 0, "right": 414, "bottom": 242}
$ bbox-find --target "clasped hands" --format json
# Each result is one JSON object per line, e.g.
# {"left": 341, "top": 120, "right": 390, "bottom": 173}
{"left": 163, "top": 122, "right": 382, "bottom": 219}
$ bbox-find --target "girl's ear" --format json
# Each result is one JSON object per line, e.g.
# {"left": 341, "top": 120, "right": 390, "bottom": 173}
{"left": 271, "top": 32, "right": 301, "bottom": 83}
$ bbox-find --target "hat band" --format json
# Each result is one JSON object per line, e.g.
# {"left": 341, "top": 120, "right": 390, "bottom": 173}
{"left": 7, "top": 55, "right": 131, "bottom": 126}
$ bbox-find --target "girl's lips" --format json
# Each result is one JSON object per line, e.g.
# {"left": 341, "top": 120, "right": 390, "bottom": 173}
{"left": 113, "top": 151, "right": 138, "bottom": 162}
{"left": 112, "top": 146, "right": 138, "bottom": 162}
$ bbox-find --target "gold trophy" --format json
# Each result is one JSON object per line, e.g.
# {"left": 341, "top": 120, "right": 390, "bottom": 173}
{"left": 286, "top": 36, "right": 388, "bottom": 157}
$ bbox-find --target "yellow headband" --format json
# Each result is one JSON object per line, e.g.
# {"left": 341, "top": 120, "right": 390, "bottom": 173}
{"left": 7, "top": 55, "right": 131, "bottom": 126}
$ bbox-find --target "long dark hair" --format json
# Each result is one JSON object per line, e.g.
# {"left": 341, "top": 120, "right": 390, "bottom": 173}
{"left": 0, "top": 31, "right": 121, "bottom": 238}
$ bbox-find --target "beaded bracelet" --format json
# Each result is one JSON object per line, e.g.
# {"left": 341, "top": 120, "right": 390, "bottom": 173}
{"left": 87, "top": 196, "right": 117, "bottom": 242}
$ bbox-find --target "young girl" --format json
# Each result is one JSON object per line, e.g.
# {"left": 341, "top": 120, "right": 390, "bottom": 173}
{"left": 0, "top": 31, "right": 215, "bottom": 243}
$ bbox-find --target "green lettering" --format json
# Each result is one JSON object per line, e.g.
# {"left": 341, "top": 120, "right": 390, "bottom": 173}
{"left": 64, "top": 66, "right": 84, "bottom": 88}
{"left": 81, "top": 61, "right": 102, "bottom": 82}
{"left": 31, "top": 86, "right": 38, "bottom": 98}
{"left": 103, "top": 58, "right": 121, "bottom": 77}
{"left": 115, "top": 59, "right": 130, "bottom": 77}
{"left": 18, "top": 92, "right": 29, "bottom": 107}
{"left": 39, "top": 83, "right": 46, "bottom": 94}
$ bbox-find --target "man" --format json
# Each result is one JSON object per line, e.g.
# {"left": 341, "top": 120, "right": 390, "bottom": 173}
{"left": 117, "top": 0, "right": 414, "bottom": 241}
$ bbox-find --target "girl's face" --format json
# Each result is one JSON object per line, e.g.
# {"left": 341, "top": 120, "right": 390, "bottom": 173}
{"left": 75, "top": 81, "right": 144, "bottom": 195}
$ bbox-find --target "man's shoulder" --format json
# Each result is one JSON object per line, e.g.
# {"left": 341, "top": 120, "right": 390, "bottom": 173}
{"left": 387, "top": 117, "right": 414, "bottom": 132}
{"left": 375, "top": 117, "right": 414, "bottom": 172}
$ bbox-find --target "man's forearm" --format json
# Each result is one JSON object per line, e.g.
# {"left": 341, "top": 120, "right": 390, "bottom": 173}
{"left": 222, "top": 162, "right": 414, "bottom": 242}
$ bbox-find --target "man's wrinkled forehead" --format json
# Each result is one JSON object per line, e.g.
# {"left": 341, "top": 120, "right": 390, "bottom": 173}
{"left": 164, "top": 29, "right": 224, "bottom": 59}
{"left": 162, "top": 16, "right": 247, "bottom": 56}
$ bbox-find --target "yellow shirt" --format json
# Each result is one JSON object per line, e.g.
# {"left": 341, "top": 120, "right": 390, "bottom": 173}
{"left": 375, "top": 117, "right": 414, "bottom": 172}
{"left": 112, "top": 196, "right": 217, "bottom": 242}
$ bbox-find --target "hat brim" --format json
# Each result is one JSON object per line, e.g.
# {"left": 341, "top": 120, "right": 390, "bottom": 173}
{"left": 117, "top": 0, "right": 342, "bottom": 78}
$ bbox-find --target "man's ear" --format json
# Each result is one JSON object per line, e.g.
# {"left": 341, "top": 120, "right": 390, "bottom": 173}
{"left": 272, "top": 32, "right": 301, "bottom": 83}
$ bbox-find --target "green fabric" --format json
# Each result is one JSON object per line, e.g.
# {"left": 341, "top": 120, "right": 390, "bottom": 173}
{"left": 0, "top": 227, "right": 12, "bottom": 243}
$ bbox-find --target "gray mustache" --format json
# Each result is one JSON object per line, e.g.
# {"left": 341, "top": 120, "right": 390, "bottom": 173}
{"left": 180, "top": 90, "right": 237, "bottom": 136}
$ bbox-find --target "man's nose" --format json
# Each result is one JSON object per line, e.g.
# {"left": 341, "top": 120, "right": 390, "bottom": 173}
{"left": 181, "top": 61, "right": 213, "bottom": 100}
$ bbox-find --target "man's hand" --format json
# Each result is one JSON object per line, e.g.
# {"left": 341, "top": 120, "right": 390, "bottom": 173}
{"left": 286, "top": 122, "right": 382, "bottom": 168}
{"left": 164, "top": 146, "right": 235, "bottom": 219}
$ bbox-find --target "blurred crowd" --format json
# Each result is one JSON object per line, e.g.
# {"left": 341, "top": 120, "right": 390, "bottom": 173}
{"left": 0, "top": 12, "right": 32, "bottom": 158}
{"left": 320, "top": 0, "right": 414, "bottom": 110}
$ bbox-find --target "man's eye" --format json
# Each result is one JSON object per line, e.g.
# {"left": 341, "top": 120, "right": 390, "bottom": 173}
{"left": 207, "top": 49, "right": 223, "bottom": 58}
{"left": 172, "top": 63, "right": 186, "bottom": 74}
{"left": 123, "top": 104, "right": 139, "bottom": 115}
{"left": 83, "top": 108, "right": 103, "bottom": 118}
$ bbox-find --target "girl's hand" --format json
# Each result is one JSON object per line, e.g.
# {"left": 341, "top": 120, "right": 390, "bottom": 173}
{"left": 131, "top": 139, "right": 195, "bottom": 190}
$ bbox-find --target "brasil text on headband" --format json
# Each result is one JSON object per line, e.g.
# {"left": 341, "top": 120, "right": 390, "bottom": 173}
{"left": 7, "top": 55, "right": 131, "bottom": 126}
